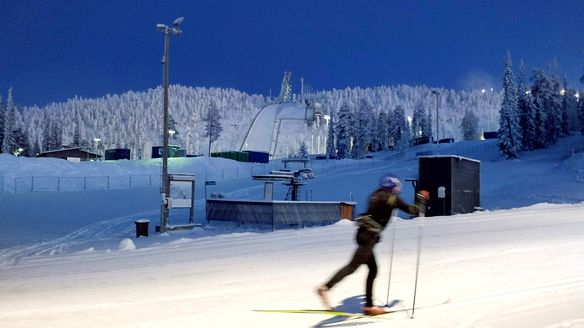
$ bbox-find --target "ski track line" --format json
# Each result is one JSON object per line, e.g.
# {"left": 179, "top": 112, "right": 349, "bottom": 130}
{"left": 0, "top": 210, "right": 158, "bottom": 265}
{"left": 7, "top": 224, "right": 347, "bottom": 269}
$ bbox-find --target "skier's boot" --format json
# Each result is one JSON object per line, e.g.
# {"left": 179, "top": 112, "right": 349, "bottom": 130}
{"left": 363, "top": 306, "right": 387, "bottom": 316}
{"left": 316, "top": 285, "right": 333, "bottom": 310}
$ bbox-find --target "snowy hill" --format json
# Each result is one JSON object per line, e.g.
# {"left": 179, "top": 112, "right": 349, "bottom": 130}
{"left": 0, "top": 135, "right": 583, "bottom": 327}
{"left": 17, "top": 84, "right": 503, "bottom": 158}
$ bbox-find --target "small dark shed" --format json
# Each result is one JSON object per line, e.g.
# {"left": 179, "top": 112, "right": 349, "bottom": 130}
{"left": 243, "top": 150, "right": 269, "bottom": 163}
{"left": 36, "top": 148, "right": 101, "bottom": 161}
{"left": 105, "top": 148, "right": 131, "bottom": 160}
{"left": 152, "top": 145, "right": 181, "bottom": 158}
{"left": 418, "top": 155, "right": 480, "bottom": 217}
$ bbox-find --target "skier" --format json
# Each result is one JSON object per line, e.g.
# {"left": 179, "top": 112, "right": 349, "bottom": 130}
{"left": 317, "top": 173, "right": 429, "bottom": 316}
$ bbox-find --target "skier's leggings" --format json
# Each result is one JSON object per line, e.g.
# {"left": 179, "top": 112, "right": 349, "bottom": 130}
{"left": 325, "top": 228, "right": 379, "bottom": 307}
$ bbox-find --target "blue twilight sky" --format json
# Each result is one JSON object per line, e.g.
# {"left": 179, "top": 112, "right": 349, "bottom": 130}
{"left": 1, "top": 0, "right": 583, "bottom": 107}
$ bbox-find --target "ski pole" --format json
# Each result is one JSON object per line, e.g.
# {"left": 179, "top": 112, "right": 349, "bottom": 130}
{"left": 385, "top": 214, "right": 397, "bottom": 306}
{"left": 410, "top": 212, "right": 425, "bottom": 319}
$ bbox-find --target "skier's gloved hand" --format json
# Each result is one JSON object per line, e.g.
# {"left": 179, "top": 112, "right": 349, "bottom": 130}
{"left": 415, "top": 190, "right": 430, "bottom": 206}
{"left": 414, "top": 190, "right": 430, "bottom": 216}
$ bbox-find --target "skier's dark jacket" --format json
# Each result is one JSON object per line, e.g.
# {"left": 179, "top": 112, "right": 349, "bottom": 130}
{"left": 357, "top": 188, "right": 420, "bottom": 240}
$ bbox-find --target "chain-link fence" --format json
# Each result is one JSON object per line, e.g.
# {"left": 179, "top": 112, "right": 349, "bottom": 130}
{"left": 0, "top": 158, "right": 388, "bottom": 194}
{"left": 8, "top": 174, "right": 162, "bottom": 193}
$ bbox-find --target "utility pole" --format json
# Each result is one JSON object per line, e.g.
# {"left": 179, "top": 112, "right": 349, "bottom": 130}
{"left": 157, "top": 17, "right": 184, "bottom": 232}
{"left": 432, "top": 90, "right": 440, "bottom": 143}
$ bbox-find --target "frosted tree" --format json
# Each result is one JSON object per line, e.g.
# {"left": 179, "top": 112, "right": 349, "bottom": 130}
{"left": 31, "top": 140, "right": 41, "bottom": 156}
{"left": 72, "top": 114, "right": 82, "bottom": 147}
{"left": 335, "top": 104, "right": 352, "bottom": 159}
{"left": 391, "top": 105, "right": 409, "bottom": 150}
{"left": 560, "top": 79, "right": 571, "bottom": 136}
{"left": 545, "top": 69, "right": 563, "bottom": 144}
{"left": 412, "top": 102, "right": 427, "bottom": 139}
{"left": 352, "top": 99, "right": 374, "bottom": 158}
{"left": 425, "top": 107, "right": 433, "bottom": 142}
{"left": 517, "top": 60, "right": 536, "bottom": 151}
{"left": 50, "top": 120, "right": 63, "bottom": 150}
{"left": 374, "top": 111, "right": 389, "bottom": 151}
{"left": 13, "top": 127, "right": 30, "bottom": 156}
{"left": 350, "top": 112, "right": 361, "bottom": 159}
{"left": 325, "top": 113, "right": 336, "bottom": 158}
{"left": 41, "top": 114, "right": 51, "bottom": 151}
{"left": 297, "top": 141, "right": 308, "bottom": 159}
{"left": 41, "top": 112, "right": 62, "bottom": 151}
{"left": 168, "top": 114, "right": 179, "bottom": 141}
{"left": 498, "top": 52, "right": 521, "bottom": 159}
{"left": 531, "top": 69, "right": 561, "bottom": 147}
{"left": 2, "top": 88, "right": 17, "bottom": 154}
{"left": 204, "top": 100, "right": 223, "bottom": 156}
{"left": 461, "top": 110, "right": 479, "bottom": 140}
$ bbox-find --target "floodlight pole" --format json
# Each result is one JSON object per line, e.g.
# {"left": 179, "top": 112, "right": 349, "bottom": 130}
{"left": 432, "top": 90, "right": 440, "bottom": 143}
{"left": 158, "top": 18, "right": 183, "bottom": 232}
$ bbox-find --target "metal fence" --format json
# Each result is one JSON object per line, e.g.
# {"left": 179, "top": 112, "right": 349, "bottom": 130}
{"left": 8, "top": 174, "right": 162, "bottom": 193}
{"left": 0, "top": 157, "right": 387, "bottom": 194}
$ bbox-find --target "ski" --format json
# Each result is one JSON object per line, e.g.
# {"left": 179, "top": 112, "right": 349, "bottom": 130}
{"left": 254, "top": 309, "right": 393, "bottom": 319}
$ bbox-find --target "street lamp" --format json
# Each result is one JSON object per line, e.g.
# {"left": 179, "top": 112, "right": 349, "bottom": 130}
{"left": 157, "top": 17, "right": 184, "bottom": 232}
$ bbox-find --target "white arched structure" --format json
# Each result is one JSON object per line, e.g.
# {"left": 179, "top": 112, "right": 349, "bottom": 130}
{"left": 240, "top": 102, "right": 316, "bottom": 158}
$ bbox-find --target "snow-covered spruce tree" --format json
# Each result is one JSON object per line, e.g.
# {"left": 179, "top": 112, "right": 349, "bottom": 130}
{"left": 335, "top": 104, "right": 352, "bottom": 159}
{"left": 41, "top": 113, "right": 51, "bottom": 152}
{"left": 325, "top": 112, "right": 336, "bottom": 159}
{"left": 50, "top": 119, "right": 63, "bottom": 151}
{"left": 375, "top": 111, "right": 389, "bottom": 151}
{"left": 461, "top": 110, "right": 479, "bottom": 140}
{"left": 352, "top": 98, "right": 374, "bottom": 158}
{"left": 517, "top": 60, "right": 536, "bottom": 151}
{"left": 546, "top": 69, "right": 564, "bottom": 144}
{"left": 204, "top": 100, "right": 223, "bottom": 156}
{"left": 31, "top": 140, "right": 41, "bottom": 156}
{"left": 168, "top": 114, "right": 179, "bottom": 140}
{"left": 350, "top": 111, "right": 361, "bottom": 159}
{"left": 498, "top": 52, "right": 521, "bottom": 159}
{"left": 297, "top": 141, "right": 308, "bottom": 159}
{"left": 392, "top": 105, "right": 410, "bottom": 150}
{"left": 13, "top": 127, "right": 31, "bottom": 156}
{"left": 425, "top": 104, "right": 433, "bottom": 142}
{"left": 531, "top": 68, "right": 561, "bottom": 147}
{"left": 72, "top": 114, "right": 82, "bottom": 147}
{"left": 2, "top": 88, "right": 17, "bottom": 154}
{"left": 560, "top": 79, "right": 571, "bottom": 136}
{"left": 412, "top": 101, "right": 426, "bottom": 139}
{"left": 385, "top": 108, "right": 395, "bottom": 148}
{"left": 563, "top": 87, "right": 580, "bottom": 132}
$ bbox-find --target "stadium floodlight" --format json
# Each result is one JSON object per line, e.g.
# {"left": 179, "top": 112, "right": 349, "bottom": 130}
{"left": 173, "top": 17, "right": 184, "bottom": 26}
{"left": 157, "top": 17, "right": 184, "bottom": 232}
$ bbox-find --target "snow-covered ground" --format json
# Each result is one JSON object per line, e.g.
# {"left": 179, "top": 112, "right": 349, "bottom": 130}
{"left": 1, "top": 136, "right": 584, "bottom": 328}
